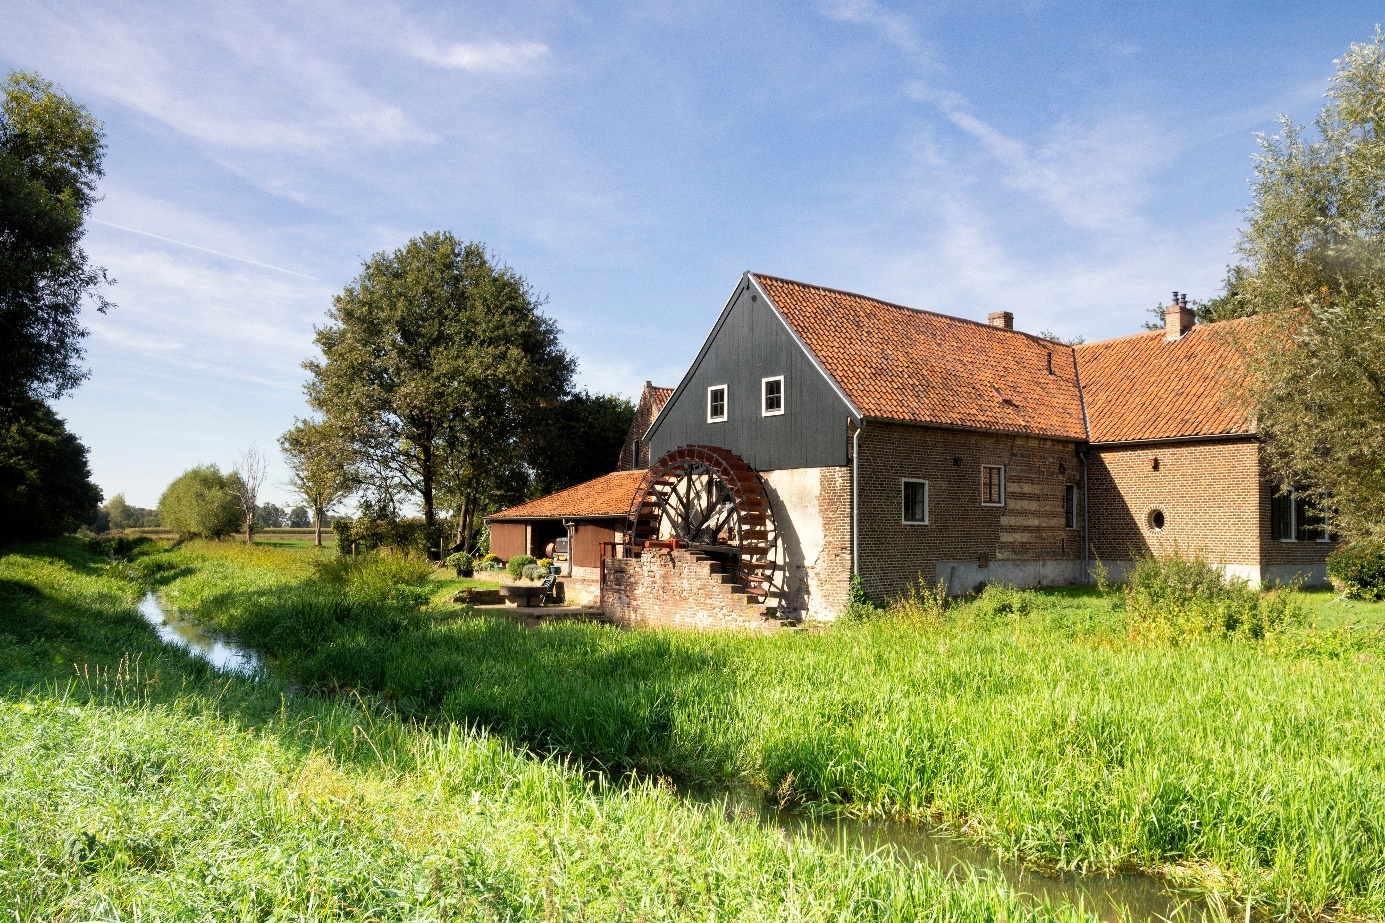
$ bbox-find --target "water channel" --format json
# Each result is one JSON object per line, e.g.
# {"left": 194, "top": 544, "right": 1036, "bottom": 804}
{"left": 137, "top": 590, "right": 1217, "bottom": 922}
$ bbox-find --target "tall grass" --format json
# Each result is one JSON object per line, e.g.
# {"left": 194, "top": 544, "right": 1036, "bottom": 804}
{"left": 114, "top": 541, "right": 1385, "bottom": 918}
{"left": 0, "top": 539, "right": 1096, "bottom": 922}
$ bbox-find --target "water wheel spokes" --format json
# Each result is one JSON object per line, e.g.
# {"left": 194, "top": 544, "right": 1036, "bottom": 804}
{"left": 626, "top": 445, "right": 780, "bottom": 602}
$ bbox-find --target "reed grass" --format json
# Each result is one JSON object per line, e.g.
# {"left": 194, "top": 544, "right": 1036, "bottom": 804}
{"left": 0, "top": 538, "right": 1102, "bottom": 922}
{"left": 123, "top": 541, "right": 1385, "bottom": 919}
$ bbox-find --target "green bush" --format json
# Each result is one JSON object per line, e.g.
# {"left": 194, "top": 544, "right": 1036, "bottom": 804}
{"left": 506, "top": 554, "right": 535, "bottom": 579}
{"left": 521, "top": 563, "right": 547, "bottom": 581}
{"left": 1125, "top": 551, "right": 1306, "bottom": 643}
{"left": 314, "top": 550, "right": 434, "bottom": 602}
{"left": 968, "top": 583, "right": 1041, "bottom": 624}
{"left": 839, "top": 573, "right": 882, "bottom": 621}
{"left": 157, "top": 465, "right": 243, "bottom": 538}
{"left": 889, "top": 577, "right": 951, "bottom": 622}
{"left": 1327, "top": 542, "right": 1385, "bottom": 600}
{"left": 445, "top": 550, "right": 474, "bottom": 577}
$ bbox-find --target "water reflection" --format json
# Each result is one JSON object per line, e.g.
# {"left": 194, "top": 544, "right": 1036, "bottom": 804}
{"left": 137, "top": 592, "right": 260, "bottom": 676}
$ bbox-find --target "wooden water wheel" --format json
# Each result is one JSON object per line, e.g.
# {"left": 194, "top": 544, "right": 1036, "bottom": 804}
{"left": 626, "top": 445, "right": 779, "bottom": 602}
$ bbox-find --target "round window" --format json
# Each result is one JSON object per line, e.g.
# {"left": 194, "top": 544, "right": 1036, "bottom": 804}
{"left": 1147, "top": 509, "right": 1166, "bottom": 531}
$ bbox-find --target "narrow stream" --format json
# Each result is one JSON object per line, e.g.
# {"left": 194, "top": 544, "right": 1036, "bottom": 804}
{"left": 691, "top": 785, "right": 1212, "bottom": 922}
{"left": 137, "top": 591, "right": 261, "bottom": 675}
{"left": 137, "top": 590, "right": 1216, "bottom": 922}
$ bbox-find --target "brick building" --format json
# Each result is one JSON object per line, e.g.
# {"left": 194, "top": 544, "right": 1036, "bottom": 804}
{"left": 492, "top": 272, "right": 1333, "bottom": 623}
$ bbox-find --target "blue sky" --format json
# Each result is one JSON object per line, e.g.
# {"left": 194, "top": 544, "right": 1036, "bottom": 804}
{"left": 3, "top": 1, "right": 1378, "bottom": 507}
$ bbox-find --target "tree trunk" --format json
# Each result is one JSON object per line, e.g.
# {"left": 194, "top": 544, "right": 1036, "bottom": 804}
{"left": 420, "top": 444, "right": 437, "bottom": 558}
{"left": 314, "top": 505, "right": 323, "bottom": 547}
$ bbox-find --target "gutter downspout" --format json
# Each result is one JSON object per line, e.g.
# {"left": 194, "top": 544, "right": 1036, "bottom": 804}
{"left": 852, "top": 420, "right": 865, "bottom": 576}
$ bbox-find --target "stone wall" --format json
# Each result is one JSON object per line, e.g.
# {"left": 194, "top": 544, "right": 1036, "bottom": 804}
{"left": 601, "top": 548, "right": 779, "bottom": 631}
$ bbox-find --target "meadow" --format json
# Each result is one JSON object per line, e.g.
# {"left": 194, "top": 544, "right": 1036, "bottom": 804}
{"left": 0, "top": 538, "right": 1108, "bottom": 923}
{"left": 137, "top": 540, "right": 1385, "bottom": 921}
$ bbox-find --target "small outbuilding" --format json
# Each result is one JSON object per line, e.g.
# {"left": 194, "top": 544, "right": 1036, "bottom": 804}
{"left": 485, "top": 469, "right": 647, "bottom": 579}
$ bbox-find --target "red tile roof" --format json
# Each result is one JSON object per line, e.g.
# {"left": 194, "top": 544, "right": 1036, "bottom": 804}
{"left": 753, "top": 274, "right": 1089, "bottom": 440}
{"left": 650, "top": 385, "right": 673, "bottom": 411}
{"left": 486, "top": 469, "right": 645, "bottom": 521}
{"left": 1073, "top": 318, "right": 1258, "bottom": 443}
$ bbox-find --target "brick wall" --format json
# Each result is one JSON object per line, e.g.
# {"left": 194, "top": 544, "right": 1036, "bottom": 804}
{"left": 1087, "top": 439, "right": 1260, "bottom": 571}
{"left": 856, "top": 422, "right": 1083, "bottom": 601}
{"left": 601, "top": 548, "right": 779, "bottom": 631}
{"left": 811, "top": 467, "right": 852, "bottom": 617}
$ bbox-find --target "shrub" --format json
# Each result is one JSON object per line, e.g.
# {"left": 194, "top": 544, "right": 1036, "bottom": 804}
{"left": 314, "top": 550, "right": 434, "bottom": 601}
{"left": 890, "top": 577, "right": 951, "bottom": 622}
{"left": 84, "top": 533, "right": 152, "bottom": 558}
{"left": 157, "top": 465, "right": 242, "bottom": 538}
{"left": 445, "top": 551, "right": 474, "bottom": 577}
{"left": 537, "top": 557, "right": 553, "bottom": 571}
{"left": 483, "top": 553, "right": 501, "bottom": 565}
{"left": 840, "top": 573, "right": 883, "bottom": 621}
{"left": 967, "top": 583, "right": 1040, "bottom": 624}
{"left": 506, "top": 554, "right": 535, "bottom": 579}
{"left": 1327, "top": 542, "right": 1385, "bottom": 600}
{"left": 1125, "top": 551, "right": 1306, "bottom": 643}
{"left": 521, "top": 564, "right": 546, "bottom": 581}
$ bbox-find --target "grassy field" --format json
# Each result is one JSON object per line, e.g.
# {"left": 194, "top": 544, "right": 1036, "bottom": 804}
{"left": 0, "top": 538, "right": 1098, "bottom": 923}
{"left": 110, "top": 540, "right": 1385, "bottom": 921}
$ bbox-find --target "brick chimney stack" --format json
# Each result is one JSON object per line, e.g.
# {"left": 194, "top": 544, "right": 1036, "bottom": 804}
{"left": 1165, "top": 292, "right": 1194, "bottom": 341}
{"left": 988, "top": 311, "right": 1014, "bottom": 330}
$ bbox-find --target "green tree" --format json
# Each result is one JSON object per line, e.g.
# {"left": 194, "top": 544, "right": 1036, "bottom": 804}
{"left": 1231, "top": 31, "right": 1385, "bottom": 542}
{"left": 304, "top": 234, "right": 573, "bottom": 551}
{"left": 98, "top": 493, "right": 158, "bottom": 531}
{"left": 0, "top": 71, "right": 111, "bottom": 412}
{"left": 157, "top": 465, "right": 243, "bottom": 539}
{"left": 254, "top": 503, "right": 285, "bottom": 529}
{"left": 279, "top": 418, "right": 355, "bottom": 547}
{"left": 527, "top": 390, "right": 635, "bottom": 497}
{"left": 0, "top": 398, "right": 101, "bottom": 543}
{"left": 288, "top": 505, "right": 311, "bottom": 528}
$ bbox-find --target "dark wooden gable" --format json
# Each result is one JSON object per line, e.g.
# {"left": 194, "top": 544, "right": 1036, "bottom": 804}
{"left": 645, "top": 274, "right": 857, "bottom": 471}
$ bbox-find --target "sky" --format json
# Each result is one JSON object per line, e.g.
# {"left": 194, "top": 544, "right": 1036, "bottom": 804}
{"left": 3, "top": 1, "right": 1380, "bottom": 508}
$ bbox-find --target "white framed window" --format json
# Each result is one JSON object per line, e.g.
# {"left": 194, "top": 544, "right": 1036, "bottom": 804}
{"left": 902, "top": 479, "right": 929, "bottom": 525}
{"left": 981, "top": 465, "right": 1005, "bottom": 507}
{"left": 707, "top": 384, "right": 728, "bottom": 423}
{"left": 1065, "top": 484, "right": 1078, "bottom": 530}
{"left": 762, "top": 375, "right": 784, "bottom": 416}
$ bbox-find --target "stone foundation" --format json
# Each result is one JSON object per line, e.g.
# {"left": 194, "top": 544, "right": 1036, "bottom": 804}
{"left": 601, "top": 548, "right": 780, "bottom": 631}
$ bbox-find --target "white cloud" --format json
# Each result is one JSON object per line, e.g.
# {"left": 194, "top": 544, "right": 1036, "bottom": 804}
{"left": 408, "top": 39, "right": 549, "bottom": 74}
{"left": 911, "top": 84, "right": 1174, "bottom": 233}
{"left": 818, "top": 0, "right": 920, "bottom": 52}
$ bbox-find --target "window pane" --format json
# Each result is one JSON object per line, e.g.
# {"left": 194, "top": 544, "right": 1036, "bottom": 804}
{"left": 1065, "top": 484, "right": 1077, "bottom": 529}
{"left": 982, "top": 466, "right": 1003, "bottom": 505}
{"left": 709, "top": 387, "right": 726, "bottom": 420}
{"left": 903, "top": 481, "right": 927, "bottom": 523}
{"left": 764, "top": 378, "right": 782, "bottom": 413}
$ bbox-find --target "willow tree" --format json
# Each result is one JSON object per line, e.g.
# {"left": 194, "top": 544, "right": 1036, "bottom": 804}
{"left": 304, "top": 234, "right": 573, "bottom": 550}
{"left": 1230, "top": 31, "right": 1385, "bottom": 542}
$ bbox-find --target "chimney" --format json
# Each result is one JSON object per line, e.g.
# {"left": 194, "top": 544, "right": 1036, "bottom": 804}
{"left": 1165, "top": 291, "right": 1194, "bottom": 341}
{"left": 988, "top": 311, "right": 1014, "bottom": 330}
